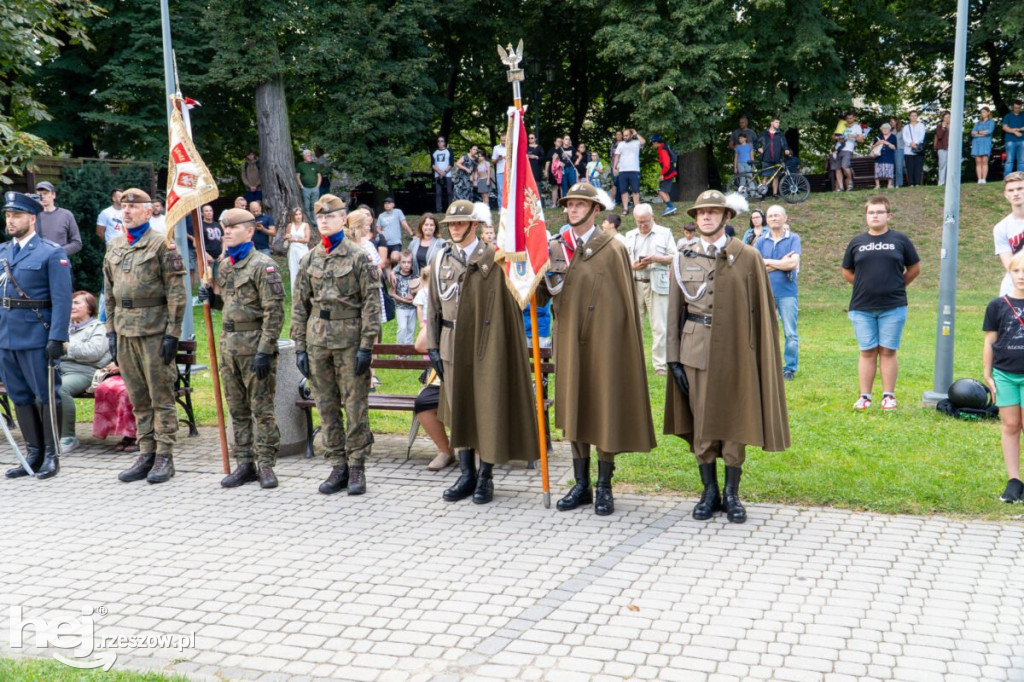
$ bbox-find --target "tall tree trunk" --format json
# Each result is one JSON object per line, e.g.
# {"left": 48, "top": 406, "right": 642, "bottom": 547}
{"left": 676, "top": 146, "right": 710, "bottom": 201}
{"left": 439, "top": 64, "right": 458, "bottom": 142}
{"left": 255, "top": 76, "right": 301, "bottom": 228}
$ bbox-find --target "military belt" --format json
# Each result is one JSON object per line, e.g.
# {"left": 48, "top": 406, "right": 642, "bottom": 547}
{"left": 117, "top": 297, "right": 166, "bottom": 309}
{"left": 223, "top": 319, "right": 263, "bottom": 332}
{"left": 633, "top": 276, "right": 650, "bottom": 282}
{"left": 0, "top": 297, "right": 51, "bottom": 309}
{"left": 440, "top": 319, "right": 455, "bottom": 329}
{"left": 685, "top": 313, "right": 713, "bottom": 326}
{"left": 317, "top": 309, "right": 360, "bottom": 321}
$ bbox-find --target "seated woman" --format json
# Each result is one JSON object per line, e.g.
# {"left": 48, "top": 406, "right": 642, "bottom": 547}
{"left": 58, "top": 291, "right": 112, "bottom": 452}
{"left": 413, "top": 322, "right": 453, "bottom": 470}
{"left": 92, "top": 365, "right": 138, "bottom": 452}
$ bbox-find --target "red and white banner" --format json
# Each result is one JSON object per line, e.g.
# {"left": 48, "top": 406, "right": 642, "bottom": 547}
{"left": 497, "top": 106, "right": 550, "bottom": 309}
{"left": 164, "top": 99, "right": 218, "bottom": 245}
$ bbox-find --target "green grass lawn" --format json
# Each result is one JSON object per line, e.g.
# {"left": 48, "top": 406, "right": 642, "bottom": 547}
{"left": 75, "top": 184, "right": 1023, "bottom": 518}
{"left": 0, "top": 658, "right": 187, "bottom": 681}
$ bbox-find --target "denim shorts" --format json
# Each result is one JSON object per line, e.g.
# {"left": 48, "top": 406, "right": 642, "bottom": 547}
{"left": 993, "top": 369, "right": 1024, "bottom": 408}
{"left": 848, "top": 306, "right": 908, "bottom": 350}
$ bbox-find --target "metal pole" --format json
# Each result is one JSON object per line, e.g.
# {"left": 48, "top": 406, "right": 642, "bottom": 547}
{"left": 160, "top": 0, "right": 193, "bottom": 339}
{"left": 923, "top": 0, "right": 969, "bottom": 405}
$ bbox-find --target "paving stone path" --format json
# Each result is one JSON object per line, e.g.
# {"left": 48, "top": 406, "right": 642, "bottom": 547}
{"left": 1, "top": 428, "right": 1022, "bottom": 681}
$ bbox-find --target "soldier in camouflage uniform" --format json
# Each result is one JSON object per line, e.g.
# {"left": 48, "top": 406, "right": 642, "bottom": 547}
{"left": 198, "top": 208, "right": 285, "bottom": 489}
{"left": 291, "top": 194, "right": 381, "bottom": 496}
{"left": 103, "top": 188, "right": 186, "bottom": 484}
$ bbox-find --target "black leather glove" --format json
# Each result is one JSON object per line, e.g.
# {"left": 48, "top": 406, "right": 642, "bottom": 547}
{"left": 354, "top": 348, "right": 372, "bottom": 376}
{"left": 669, "top": 362, "right": 689, "bottom": 399}
{"left": 427, "top": 348, "right": 444, "bottom": 382}
{"left": 159, "top": 335, "right": 178, "bottom": 366}
{"left": 197, "top": 284, "right": 213, "bottom": 303}
{"left": 107, "top": 332, "right": 118, "bottom": 363}
{"left": 296, "top": 351, "right": 310, "bottom": 378}
{"left": 46, "top": 340, "right": 63, "bottom": 361}
{"left": 251, "top": 352, "right": 271, "bottom": 380}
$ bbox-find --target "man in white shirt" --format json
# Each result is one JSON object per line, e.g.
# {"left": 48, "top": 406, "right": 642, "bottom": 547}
{"left": 833, "top": 113, "right": 864, "bottom": 192}
{"left": 95, "top": 188, "right": 124, "bottom": 244}
{"left": 432, "top": 137, "right": 454, "bottom": 212}
{"left": 613, "top": 128, "right": 645, "bottom": 216}
{"left": 149, "top": 197, "right": 167, "bottom": 233}
{"left": 491, "top": 142, "right": 506, "bottom": 208}
{"left": 994, "top": 172, "right": 1024, "bottom": 296}
{"left": 625, "top": 203, "right": 677, "bottom": 375}
{"left": 902, "top": 110, "right": 927, "bottom": 186}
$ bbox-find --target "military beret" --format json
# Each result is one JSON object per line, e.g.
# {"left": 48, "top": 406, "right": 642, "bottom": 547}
{"left": 314, "top": 194, "right": 347, "bottom": 215}
{"left": 221, "top": 208, "right": 256, "bottom": 227}
{"left": 3, "top": 192, "right": 43, "bottom": 215}
{"left": 120, "top": 188, "right": 152, "bottom": 204}
{"left": 441, "top": 199, "right": 475, "bottom": 223}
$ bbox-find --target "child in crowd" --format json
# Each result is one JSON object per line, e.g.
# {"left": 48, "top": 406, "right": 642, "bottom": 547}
{"left": 600, "top": 213, "right": 625, "bottom": 243}
{"left": 480, "top": 225, "right": 495, "bottom": 245}
{"left": 414, "top": 266, "right": 431, "bottom": 332}
{"left": 392, "top": 250, "right": 420, "bottom": 345}
{"left": 586, "top": 152, "right": 604, "bottom": 188}
{"left": 733, "top": 133, "right": 754, "bottom": 176}
{"left": 983, "top": 248, "right": 1024, "bottom": 503}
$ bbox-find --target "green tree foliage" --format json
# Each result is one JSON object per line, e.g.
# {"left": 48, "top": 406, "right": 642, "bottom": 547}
{"left": 0, "top": 0, "right": 102, "bottom": 179}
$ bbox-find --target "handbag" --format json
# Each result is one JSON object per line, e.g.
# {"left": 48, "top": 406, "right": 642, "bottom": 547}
{"left": 870, "top": 143, "right": 883, "bottom": 158}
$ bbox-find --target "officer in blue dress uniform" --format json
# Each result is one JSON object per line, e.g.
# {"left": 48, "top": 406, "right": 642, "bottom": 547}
{"left": 1, "top": 192, "right": 73, "bottom": 479}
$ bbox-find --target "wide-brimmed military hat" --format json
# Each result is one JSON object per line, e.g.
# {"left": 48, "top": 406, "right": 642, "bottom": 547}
{"left": 686, "top": 190, "right": 735, "bottom": 219}
{"left": 314, "top": 194, "right": 347, "bottom": 216}
{"left": 120, "top": 188, "right": 152, "bottom": 204}
{"left": 3, "top": 191, "right": 43, "bottom": 215}
{"left": 220, "top": 208, "right": 256, "bottom": 227}
{"left": 441, "top": 200, "right": 476, "bottom": 223}
{"left": 558, "top": 182, "right": 604, "bottom": 207}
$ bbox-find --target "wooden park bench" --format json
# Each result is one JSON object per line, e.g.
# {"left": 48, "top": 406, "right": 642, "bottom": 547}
{"left": 0, "top": 339, "right": 199, "bottom": 437}
{"left": 296, "top": 343, "right": 555, "bottom": 461}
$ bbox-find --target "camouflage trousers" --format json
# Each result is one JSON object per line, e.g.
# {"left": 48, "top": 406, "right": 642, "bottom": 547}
{"left": 118, "top": 334, "right": 178, "bottom": 456}
{"left": 219, "top": 350, "right": 280, "bottom": 467}
{"left": 307, "top": 344, "right": 372, "bottom": 466}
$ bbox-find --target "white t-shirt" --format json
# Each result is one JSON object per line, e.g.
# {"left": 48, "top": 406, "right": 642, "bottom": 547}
{"left": 491, "top": 144, "right": 506, "bottom": 175}
{"left": 432, "top": 148, "right": 452, "bottom": 177}
{"left": 994, "top": 213, "right": 1024, "bottom": 295}
{"left": 97, "top": 205, "right": 124, "bottom": 243}
{"left": 615, "top": 140, "right": 643, "bottom": 173}
{"left": 413, "top": 287, "right": 429, "bottom": 323}
{"left": 149, "top": 215, "right": 166, "bottom": 233}
{"left": 843, "top": 124, "right": 863, "bottom": 152}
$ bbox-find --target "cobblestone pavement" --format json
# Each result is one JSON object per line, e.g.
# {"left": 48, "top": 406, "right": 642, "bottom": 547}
{"left": 1, "top": 428, "right": 1023, "bottom": 682}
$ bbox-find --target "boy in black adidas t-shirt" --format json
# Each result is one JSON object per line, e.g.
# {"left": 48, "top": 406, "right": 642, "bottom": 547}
{"left": 841, "top": 196, "right": 921, "bottom": 411}
{"left": 983, "top": 248, "right": 1024, "bottom": 503}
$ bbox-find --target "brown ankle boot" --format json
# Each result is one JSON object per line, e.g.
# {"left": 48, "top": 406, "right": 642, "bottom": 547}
{"left": 318, "top": 464, "right": 348, "bottom": 494}
{"left": 119, "top": 453, "right": 155, "bottom": 482}
{"left": 258, "top": 466, "right": 278, "bottom": 489}
{"left": 221, "top": 462, "right": 258, "bottom": 488}
{"left": 147, "top": 454, "right": 175, "bottom": 484}
{"left": 347, "top": 465, "right": 366, "bottom": 495}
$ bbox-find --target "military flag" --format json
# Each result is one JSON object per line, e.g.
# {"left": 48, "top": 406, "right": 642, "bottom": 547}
{"left": 164, "top": 98, "right": 218, "bottom": 246}
{"left": 497, "top": 106, "right": 550, "bottom": 309}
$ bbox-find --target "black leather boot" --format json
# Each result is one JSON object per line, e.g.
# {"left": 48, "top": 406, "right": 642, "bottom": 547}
{"left": 6, "top": 405, "right": 43, "bottom": 478}
{"left": 443, "top": 449, "right": 476, "bottom": 502}
{"left": 723, "top": 466, "right": 747, "bottom": 523}
{"left": 147, "top": 454, "right": 175, "bottom": 484}
{"left": 119, "top": 453, "right": 155, "bottom": 482}
{"left": 221, "top": 462, "right": 258, "bottom": 488}
{"left": 35, "top": 401, "right": 60, "bottom": 480}
{"left": 473, "top": 461, "right": 493, "bottom": 504}
{"left": 692, "top": 462, "right": 721, "bottom": 520}
{"left": 347, "top": 465, "right": 366, "bottom": 495}
{"left": 594, "top": 460, "right": 615, "bottom": 516}
{"left": 557, "top": 457, "right": 593, "bottom": 511}
{"left": 318, "top": 463, "right": 349, "bottom": 494}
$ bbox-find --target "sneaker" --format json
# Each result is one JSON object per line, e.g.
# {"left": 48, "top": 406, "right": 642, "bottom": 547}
{"left": 59, "top": 436, "right": 79, "bottom": 453}
{"left": 1000, "top": 478, "right": 1023, "bottom": 503}
{"left": 881, "top": 395, "right": 898, "bottom": 411}
{"left": 783, "top": 371, "right": 795, "bottom": 381}
{"left": 662, "top": 206, "right": 678, "bottom": 216}
{"left": 853, "top": 395, "right": 871, "bottom": 410}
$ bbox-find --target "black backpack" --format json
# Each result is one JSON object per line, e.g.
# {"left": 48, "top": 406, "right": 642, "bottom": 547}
{"left": 664, "top": 144, "right": 678, "bottom": 165}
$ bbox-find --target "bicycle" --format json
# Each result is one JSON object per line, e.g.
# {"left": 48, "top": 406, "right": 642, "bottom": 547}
{"left": 729, "top": 161, "right": 811, "bottom": 204}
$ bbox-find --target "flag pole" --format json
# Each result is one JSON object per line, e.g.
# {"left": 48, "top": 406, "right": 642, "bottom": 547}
{"left": 499, "top": 41, "right": 550, "bottom": 508}
{"left": 171, "top": 95, "right": 230, "bottom": 475}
